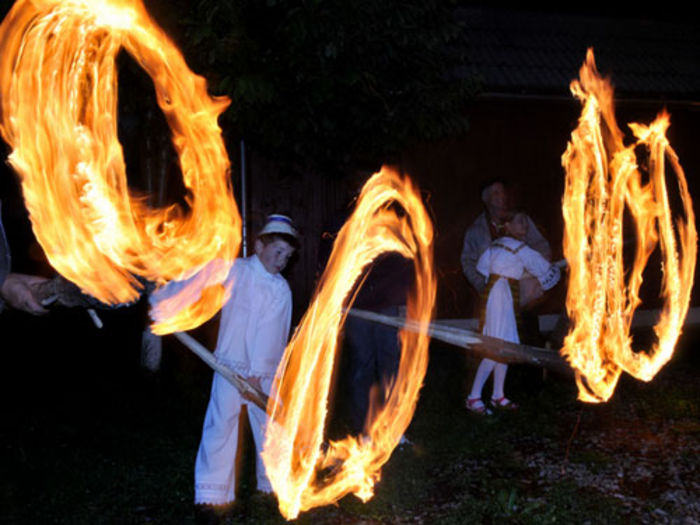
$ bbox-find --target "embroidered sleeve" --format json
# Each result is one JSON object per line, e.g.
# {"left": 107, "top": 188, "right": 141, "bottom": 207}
{"left": 520, "top": 245, "right": 561, "bottom": 290}
{"left": 538, "top": 264, "right": 561, "bottom": 290}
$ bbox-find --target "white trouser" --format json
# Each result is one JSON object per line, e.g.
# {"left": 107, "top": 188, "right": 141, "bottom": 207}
{"left": 194, "top": 373, "right": 272, "bottom": 505}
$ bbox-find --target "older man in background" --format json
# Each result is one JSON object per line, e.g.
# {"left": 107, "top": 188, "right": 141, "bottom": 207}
{"left": 461, "top": 179, "right": 551, "bottom": 310}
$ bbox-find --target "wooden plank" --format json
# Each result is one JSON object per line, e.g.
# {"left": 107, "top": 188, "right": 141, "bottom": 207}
{"left": 436, "top": 306, "right": 700, "bottom": 333}
{"left": 348, "top": 308, "right": 573, "bottom": 376}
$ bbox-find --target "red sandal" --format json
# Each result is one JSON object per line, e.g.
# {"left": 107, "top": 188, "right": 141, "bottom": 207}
{"left": 466, "top": 397, "right": 493, "bottom": 415}
{"left": 490, "top": 397, "right": 518, "bottom": 409}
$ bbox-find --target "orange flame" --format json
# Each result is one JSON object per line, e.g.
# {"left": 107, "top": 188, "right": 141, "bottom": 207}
{"left": 561, "top": 49, "right": 697, "bottom": 402}
{"left": 0, "top": 0, "right": 240, "bottom": 334}
{"left": 262, "top": 167, "right": 436, "bottom": 519}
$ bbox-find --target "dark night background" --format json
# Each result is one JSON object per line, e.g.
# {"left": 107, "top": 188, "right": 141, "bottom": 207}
{"left": 1, "top": 1, "right": 699, "bottom": 523}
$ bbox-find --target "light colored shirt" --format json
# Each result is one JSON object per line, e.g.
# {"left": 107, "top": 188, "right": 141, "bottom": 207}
{"left": 149, "top": 254, "right": 292, "bottom": 379}
{"left": 215, "top": 254, "right": 292, "bottom": 379}
{"left": 477, "top": 236, "right": 560, "bottom": 343}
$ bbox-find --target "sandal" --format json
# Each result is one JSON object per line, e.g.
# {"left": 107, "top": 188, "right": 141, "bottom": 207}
{"left": 490, "top": 397, "right": 518, "bottom": 410}
{"left": 466, "top": 398, "right": 492, "bottom": 415}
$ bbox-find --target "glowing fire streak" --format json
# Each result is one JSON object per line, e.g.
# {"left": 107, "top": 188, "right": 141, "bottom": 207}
{"left": 262, "top": 167, "right": 436, "bottom": 519}
{"left": 0, "top": 0, "right": 240, "bottom": 333}
{"left": 561, "top": 49, "right": 697, "bottom": 402}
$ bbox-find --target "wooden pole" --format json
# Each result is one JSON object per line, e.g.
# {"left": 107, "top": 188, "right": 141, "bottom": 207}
{"left": 173, "top": 331, "right": 269, "bottom": 410}
{"left": 348, "top": 308, "right": 574, "bottom": 377}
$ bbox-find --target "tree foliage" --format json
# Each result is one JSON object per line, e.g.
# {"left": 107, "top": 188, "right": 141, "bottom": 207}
{"left": 0, "top": 0, "right": 478, "bottom": 172}
{"left": 173, "top": 0, "right": 479, "bottom": 171}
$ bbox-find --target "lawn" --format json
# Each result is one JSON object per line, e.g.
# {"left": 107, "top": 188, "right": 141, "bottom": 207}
{"left": 1, "top": 307, "right": 699, "bottom": 524}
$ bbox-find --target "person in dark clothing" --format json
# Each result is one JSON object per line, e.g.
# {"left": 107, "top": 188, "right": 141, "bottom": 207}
{"left": 343, "top": 252, "right": 413, "bottom": 435}
{"left": 317, "top": 198, "right": 413, "bottom": 437}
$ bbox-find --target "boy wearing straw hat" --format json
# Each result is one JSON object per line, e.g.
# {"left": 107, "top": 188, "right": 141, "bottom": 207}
{"left": 194, "top": 214, "right": 298, "bottom": 519}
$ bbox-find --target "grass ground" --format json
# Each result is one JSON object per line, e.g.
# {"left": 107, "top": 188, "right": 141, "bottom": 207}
{"left": 1, "top": 307, "right": 699, "bottom": 524}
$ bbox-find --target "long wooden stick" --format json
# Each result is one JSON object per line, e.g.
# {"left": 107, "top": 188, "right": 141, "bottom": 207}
{"left": 173, "top": 331, "right": 269, "bottom": 410}
{"left": 348, "top": 308, "right": 574, "bottom": 376}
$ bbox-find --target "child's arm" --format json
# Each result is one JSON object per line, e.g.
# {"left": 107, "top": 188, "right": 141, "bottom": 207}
{"left": 520, "top": 246, "right": 560, "bottom": 291}
{"left": 149, "top": 257, "right": 235, "bottom": 326}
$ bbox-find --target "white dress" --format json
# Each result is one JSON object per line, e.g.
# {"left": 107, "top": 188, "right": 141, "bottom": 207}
{"left": 476, "top": 236, "right": 560, "bottom": 344}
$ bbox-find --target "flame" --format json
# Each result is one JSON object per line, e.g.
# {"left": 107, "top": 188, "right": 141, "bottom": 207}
{"left": 262, "top": 167, "right": 436, "bottom": 519}
{"left": 561, "top": 49, "right": 697, "bottom": 402}
{"left": 0, "top": 0, "right": 240, "bottom": 333}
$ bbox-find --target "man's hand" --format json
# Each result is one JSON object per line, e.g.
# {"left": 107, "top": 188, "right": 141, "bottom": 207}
{"left": 1, "top": 273, "right": 50, "bottom": 315}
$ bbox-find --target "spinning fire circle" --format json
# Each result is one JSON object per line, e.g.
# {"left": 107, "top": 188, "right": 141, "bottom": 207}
{"left": 263, "top": 168, "right": 436, "bottom": 519}
{"left": 0, "top": 0, "right": 241, "bottom": 333}
{"left": 561, "top": 49, "right": 697, "bottom": 402}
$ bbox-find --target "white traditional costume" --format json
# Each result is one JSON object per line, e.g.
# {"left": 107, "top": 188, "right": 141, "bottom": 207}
{"left": 477, "top": 236, "right": 560, "bottom": 343}
{"left": 194, "top": 254, "right": 292, "bottom": 505}
{"left": 461, "top": 212, "right": 551, "bottom": 294}
{"left": 467, "top": 236, "right": 560, "bottom": 411}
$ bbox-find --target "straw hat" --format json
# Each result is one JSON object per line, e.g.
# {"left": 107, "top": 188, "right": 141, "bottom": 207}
{"left": 258, "top": 214, "right": 299, "bottom": 239}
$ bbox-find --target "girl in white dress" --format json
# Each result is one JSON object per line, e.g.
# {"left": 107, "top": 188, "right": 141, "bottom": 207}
{"left": 466, "top": 212, "right": 560, "bottom": 414}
